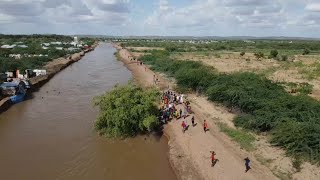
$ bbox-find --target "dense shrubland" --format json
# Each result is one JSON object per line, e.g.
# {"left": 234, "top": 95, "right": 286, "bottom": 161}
{"left": 140, "top": 50, "right": 320, "bottom": 163}
{"left": 0, "top": 57, "right": 55, "bottom": 72}
{"left": 94, "top": 83, "right": 160, "bottom": 138}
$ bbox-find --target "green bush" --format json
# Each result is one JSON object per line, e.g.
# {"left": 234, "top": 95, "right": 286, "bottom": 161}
{"left": 271, "top": 119, "right": 320, "bottom": 163}
{"left": 303, "top": 48, "right": 311, "bottom": 55}
{"left": 254, "top": 52, "right": 264, "bottom": 59}
{"left": 240, "top": 52, "right": 245, "bottom": 56}
{"left": 281, "top": 55, "right": 288, "bottom": 61}
{"left": 298, "top": 83, "right": 313, "bottom": 95}
{"left": 93, "top": 83, "right": 160, "bottom": 137}
{"left": 270, "top": 50, "right": 279, "bottom": 59}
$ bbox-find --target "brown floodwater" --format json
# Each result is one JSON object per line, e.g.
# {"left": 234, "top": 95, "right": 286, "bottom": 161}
{"left": 0, "top": 43, "right": 177, "bottom": 180}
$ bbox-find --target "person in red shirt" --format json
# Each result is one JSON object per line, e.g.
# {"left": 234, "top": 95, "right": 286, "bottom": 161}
{"left": 210, "top": 151, "right": 219, "bottom": 167}
{"left": 181, "top": 121, "right": 187, "bottom": 133}
{"left": 203, "top": 120, "right": 208, "bottom": 133}
{"left": 165, "top": 97, "right": 168, "bottom": 105}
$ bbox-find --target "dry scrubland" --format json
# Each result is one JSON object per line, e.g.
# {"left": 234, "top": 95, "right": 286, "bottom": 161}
{"left": 125, "top": 42, "right": 320, "bottom": 100}
{"left": 119, "top": 40, "right": 320, "bottom": 180}
{"left": 170, "top": 51, "right": 320, "bottom": 100}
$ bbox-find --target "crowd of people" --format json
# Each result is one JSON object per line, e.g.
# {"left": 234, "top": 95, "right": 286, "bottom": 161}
{"left": 158, "top": 90, "right": 189, "bottom": 124}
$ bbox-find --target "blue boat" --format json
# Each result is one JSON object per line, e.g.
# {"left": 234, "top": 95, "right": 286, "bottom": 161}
{"left": 10, "top": 92, "right": 26, "bottom": 103}
{"left": 0, "top": 81, "right": 27, "bottom": 104}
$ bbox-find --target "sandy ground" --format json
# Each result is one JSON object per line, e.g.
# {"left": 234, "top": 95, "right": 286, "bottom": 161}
{"left": 114, "top": 44, "right": 278, "bottom": 180}
{"left": 171, "top": 52, "right": 279, "bottom": 73}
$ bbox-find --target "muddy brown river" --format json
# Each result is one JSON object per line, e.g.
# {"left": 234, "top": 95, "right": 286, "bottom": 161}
{"left": 0, "top": 43, "right": 177, "bottom": 180}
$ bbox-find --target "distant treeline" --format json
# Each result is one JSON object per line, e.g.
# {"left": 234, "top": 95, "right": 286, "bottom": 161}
{"left": 0, "top": 34, "right": 73, "bottom": 42}
{"left": 140, "top": 50, "right": 320, "bottom": 163}
{"left": 121, "top": 40, "right": 320, "bottom": 54}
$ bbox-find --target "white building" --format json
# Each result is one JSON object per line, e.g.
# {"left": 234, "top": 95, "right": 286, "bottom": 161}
{"left": 9, "top": 54, "right": 22, "bottom": 59}
{"left": 74, "top": 37, "right": 78, "bottom": 44}
{"left": 1, "top": 44, "right": 16, "bottom": 49}
{"left": 67, "top": 47, "right": 80, "bottom": 51}
{"left": 51, "top": 42, "right": 62, "bottom": 45}
{"left": 70, "top": 42, "right": 77, "bottom": 47}
{"left": 42, "top": 43, "right": 50, "bottom": 47}
{"left": 17, "top": 45, "right": 28, "bottom": 48}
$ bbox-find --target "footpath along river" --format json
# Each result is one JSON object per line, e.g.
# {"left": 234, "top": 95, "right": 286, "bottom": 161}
{"left": 0, "top": 43, "right": 177, "bottom": 180}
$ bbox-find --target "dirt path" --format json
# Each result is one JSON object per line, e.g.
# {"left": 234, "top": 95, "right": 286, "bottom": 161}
{"left": 114, "top": 44, "right": 277, "bottom": 180}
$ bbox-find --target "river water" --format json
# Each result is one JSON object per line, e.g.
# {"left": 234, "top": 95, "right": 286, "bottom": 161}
{"left": 0, "top": 43, "right": 177, "bottom": 180}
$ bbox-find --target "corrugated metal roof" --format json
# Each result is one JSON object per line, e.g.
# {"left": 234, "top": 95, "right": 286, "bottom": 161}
{"left": 0, "top": 82, "right": 19, "bottom": 88}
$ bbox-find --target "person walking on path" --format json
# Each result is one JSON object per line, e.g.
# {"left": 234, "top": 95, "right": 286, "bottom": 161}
{"left": 179, "top": 109, "right": 183, "bottom": 119}
{"left": 181, "top": 121, "right": 187, "bottom": 133}
{"left": 191, "top": 116, "right": 195, "bottom": 127}
{"left": 210, "top": 151, "right": 219, "bottom": 167}
{"left": 244, "top": 157, "right": 251, "bottom": 172}
{"left": 203, "top": 120, "right": 208, "bottom": 133}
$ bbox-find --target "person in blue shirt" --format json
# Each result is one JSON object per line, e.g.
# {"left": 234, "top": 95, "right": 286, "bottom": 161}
{"left": 244, "top": 157, "right": 251, "bottom": 172}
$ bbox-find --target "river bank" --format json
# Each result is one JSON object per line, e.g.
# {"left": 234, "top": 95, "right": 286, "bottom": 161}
{"left": 113, "top": 43, "right": 278, "bottom": 180}
{"left": 0, "top": 44, "right": 98, "bottom": 113}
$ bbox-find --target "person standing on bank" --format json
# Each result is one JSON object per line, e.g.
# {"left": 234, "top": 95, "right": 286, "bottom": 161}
{"left": 203, "top": 120, "right": 208, "bottom": 133}
{"left": 244, "top": 157, "right": 251, "bottom": 172}
{"left": 181, "top": 121, "right": 187, "bottom": 133}
{"left": 210, "top": 151, "right": 218, "bottom": 166}
{"left": 191, "top": 116, "right": 195, "bottom": 127}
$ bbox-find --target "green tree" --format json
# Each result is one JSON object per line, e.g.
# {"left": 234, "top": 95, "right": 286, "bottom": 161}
{"left": 93, "top": 83, "right": 160, "bottom": 137}
{"left": 303, "top": 48, "right": 310, "bottom": 55}
{"left": 269, "top": 50, "right": 278, "bottom": 58}
{"left": 254, "top": 52, "right": 264, "bottom": 60}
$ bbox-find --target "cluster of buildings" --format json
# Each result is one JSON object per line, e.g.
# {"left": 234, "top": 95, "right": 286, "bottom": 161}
{"left": 8, "top": 54, "right": 49, "bottom": 59}
{"left": 1, "top": 44, "right": 28, "bottom": 49}
{"left": 40, "top": 37, "right": 85, "bottom": 51}
{"left": 1, "top": 37, "right": 91, "bottom": 60}
{"left": 1, "top": 37, "right": 87, "bottom": 51}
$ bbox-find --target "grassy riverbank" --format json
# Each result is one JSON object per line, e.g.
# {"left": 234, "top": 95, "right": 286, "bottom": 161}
{"left": 139, "top": 49, "right": 320, "bottom": 164}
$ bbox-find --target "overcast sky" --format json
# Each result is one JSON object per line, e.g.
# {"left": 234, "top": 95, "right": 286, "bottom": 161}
{"left": 0, "top": 0, "right": 319, "bottom": 37}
